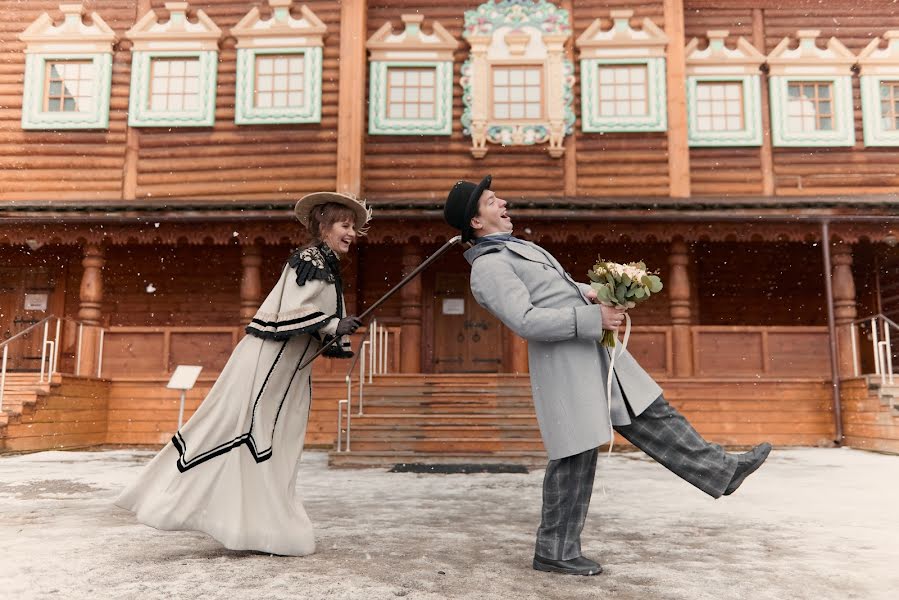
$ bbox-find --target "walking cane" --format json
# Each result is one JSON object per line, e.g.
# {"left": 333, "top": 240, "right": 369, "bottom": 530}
{"left": 295, "top": 235, "right": 462, "bottom": 371}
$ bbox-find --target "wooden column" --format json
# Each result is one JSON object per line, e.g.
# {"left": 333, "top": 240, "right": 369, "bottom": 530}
{"left": 668, "top": 239, "right": 693, "bottom": 377}
{"left": 752, "top": 8, "right": 775, "bottom": 196}
{"left": 336, "top": 0, "right": 367, "bottom": 196}
{"left": 505, "top": 331, "right": 529, "bottom": 375}
{"left": 400, "top": 244, "right": 423, "bottom": 373}
{"left": 664, "top": 0, "right": 690, "bottom": 198}
{"left": 832, "top": 244, "right": 859, "bottom": 378}
{"left": 78, "top": 244, "right": 105, "bottom": 377}
{"left": 239, "top": 245, "right": 263, "bottom": 327}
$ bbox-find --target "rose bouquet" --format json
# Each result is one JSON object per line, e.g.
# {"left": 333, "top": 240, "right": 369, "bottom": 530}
{"left": 587, "top": 257, "right": 663, "bottom": 347}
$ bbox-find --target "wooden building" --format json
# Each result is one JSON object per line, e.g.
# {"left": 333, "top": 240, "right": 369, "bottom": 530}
{"left": 1, "top": 0, "right": 898, "bottom": 462}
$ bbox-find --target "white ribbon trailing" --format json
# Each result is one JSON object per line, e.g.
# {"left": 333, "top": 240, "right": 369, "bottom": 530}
{"left": 604, "top": 312, "right": 631, "bottom": 458}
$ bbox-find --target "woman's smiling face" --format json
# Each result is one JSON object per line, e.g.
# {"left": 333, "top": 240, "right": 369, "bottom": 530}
{"left": 322, "top": 217, "right": 357, "bottom": 255}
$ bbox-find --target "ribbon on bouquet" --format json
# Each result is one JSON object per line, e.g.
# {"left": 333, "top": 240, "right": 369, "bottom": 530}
{"left": 604, "top": 312, "right": 632, "bottom": 459}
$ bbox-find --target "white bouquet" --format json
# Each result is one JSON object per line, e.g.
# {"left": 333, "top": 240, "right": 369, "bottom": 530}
{"left": 587, "top": 257, "right": 663, "bottom": 347}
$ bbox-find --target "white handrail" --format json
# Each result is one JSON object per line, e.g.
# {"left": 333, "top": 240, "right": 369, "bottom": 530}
{"left": 0, "top": 346, "right": 7, "bottom": 411}
{"left": 852, "top": 313, "right": 897, "bottom": 385}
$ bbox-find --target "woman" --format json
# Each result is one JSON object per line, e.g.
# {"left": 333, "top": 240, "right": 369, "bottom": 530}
{"left": 115, "top": 191, "right": 371, "bottom": 556}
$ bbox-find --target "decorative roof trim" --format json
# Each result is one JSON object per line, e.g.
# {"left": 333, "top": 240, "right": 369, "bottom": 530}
{"left": 126, "top": 2, "right": 221, "bottom": 52}
{"left": 367, "top": 14, "right": 458, "bottom": 62}
{"left": 20, "top": 3, "right": 117, "bottom": 53}
{"left": 231, "top": 1, "right": 327, "bottom": 49}
{"left": 576, "top": 10, "right": 668, "bottom": 59}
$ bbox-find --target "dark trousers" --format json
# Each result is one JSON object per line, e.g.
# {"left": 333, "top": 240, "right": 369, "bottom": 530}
{"left": 535, "top": 395, "right": 739, "bottom": 560}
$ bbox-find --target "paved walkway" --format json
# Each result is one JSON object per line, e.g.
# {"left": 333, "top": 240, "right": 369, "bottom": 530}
{"left": 0, "top": 447, "right": 896, "bottom": 599}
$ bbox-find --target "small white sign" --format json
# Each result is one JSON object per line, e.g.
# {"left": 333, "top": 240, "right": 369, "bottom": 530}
{"left": 23, "top": 293, "right": 48, "bottom": 311}
{"left": 166, "top": 365, "right": 203, "bottom": 390}
{"left": 442, "top": 298, "right": 465, "bottom": 315}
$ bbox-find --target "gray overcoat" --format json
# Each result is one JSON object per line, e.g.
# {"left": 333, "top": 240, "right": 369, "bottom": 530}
{"left": 465, "top": 238, "right": 663, "bottom": 460}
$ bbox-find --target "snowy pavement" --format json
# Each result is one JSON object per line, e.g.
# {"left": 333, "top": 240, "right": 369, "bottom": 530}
{"left": 0, "top": 447, "right": 897, "bottom": 600}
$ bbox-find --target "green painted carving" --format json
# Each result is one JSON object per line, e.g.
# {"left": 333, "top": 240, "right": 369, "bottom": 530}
{"left": 128, "top": 50, "right": 218, "bottom": 128}
{"left": 686, "top": 75, "right": 762, "bottom": 147}
{"left": 21, "top": 53, "right": 112, "bottom": 130}
{"left": 861, "top": 76, "right": 899, "bottom": 147}
{"left": 580, "top": 57, "right": 667, "bottom": 133}
{"left": 369, "top": 61, "right": 453, "bottom": 135}
{"left": 235, "top": 47, "right": 322, "bottom": 125}
{"left": 769, "top": 75, "right": 855, "bottom": 147}
{"left": 463, "top": 0, "right": 570, "bottom": 37}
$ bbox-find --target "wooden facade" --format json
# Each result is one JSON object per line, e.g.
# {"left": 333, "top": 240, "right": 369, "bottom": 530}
{"left": 2, "top": 0, "right": 899, "bottom": 456}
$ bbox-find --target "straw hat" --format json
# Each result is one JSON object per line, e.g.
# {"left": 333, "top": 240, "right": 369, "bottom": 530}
{"left": 294, "top": 191, "right": 372, "bottom": 235}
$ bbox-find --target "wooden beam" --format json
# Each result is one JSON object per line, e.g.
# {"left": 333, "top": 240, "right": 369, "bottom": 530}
{"left": 664, "top": 0, "right": 690, "bottom": 198}
{"left": 336, "top": 0, "right": 367, "bottom": 196}
{"left": 753, "top": 8, "right": 775, "bottom": 197}
{"left": 562, "top": 0, "right": 577, "bottom": 198}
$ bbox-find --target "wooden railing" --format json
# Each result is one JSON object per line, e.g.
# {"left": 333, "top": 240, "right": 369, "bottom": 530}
{"left": 99, "top": 325, "right": 400, "bottom": 379}
{"left": 98, "top": 324, "right": 830, "bottom": 380}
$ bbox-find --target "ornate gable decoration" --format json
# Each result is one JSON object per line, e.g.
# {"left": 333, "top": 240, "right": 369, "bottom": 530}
{"left": 575, "top": 10, "right": 668, "bottom": 133}
{"left": 231, "top": 0, "right": 327, "bottom": 125}
{"left": 461, "top": 0, "right": 574, "bottom": 158}
{"left": 858, "top": 31, "right": 899, "bottom": 147}
{"left": 767, "top": 30, "right": 856, "bottom": 147}
{"left": 685, "top": 30, "right": 764, "bottom": 147}
{"left": 125, "top": 2, "right": 221, "bottom": 128}
{"left": 20, "top": 3, "right": 117, "bottom": 130}
{"left": 367, "top": 14, "right": 458, "bottom": 136}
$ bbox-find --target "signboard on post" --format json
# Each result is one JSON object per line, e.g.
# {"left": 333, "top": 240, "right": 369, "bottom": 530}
{"left": 166, "top": 365, "right": 203, "bottom": 429}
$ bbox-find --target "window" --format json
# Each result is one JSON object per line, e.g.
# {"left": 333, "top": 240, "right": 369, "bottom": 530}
{"left": 367, "top": 14, "right": 456, "bottom": 135}
{"left": 125, "top": 3, "right": 221, "bottom": 128}
{"left": 231, "top": 3, "right": 326, "bottom": 125}
{"left": 44, "top": 60, "right": 95, "bottom": 113}
{"left": 387, "top": 67, "right": 436, "bottom": 120}
{"left": 149, "top": 58, "right": 200, "bottom": 112}
{"left": 767, "top": 30, "right": 854, "bottom": 147}
{"left": 492, "top": 66, "right": 542, "bottom": 120}
{"left": 20, "top": 5, "right": 116, "bottom": 130}
{"left": 787, "top": 82, "right": 833, "bottom": 132}
{"left": 597, "top": 64, "right": 647, "bottom": 117}
{"left": 880, "top": 81, "right": 899, "bottom": 131}
{"left": 255, "top": 54, "right": 304, "bottom": 109}
{"left": 695, "top": 82, "right": 743, "bottom": 132}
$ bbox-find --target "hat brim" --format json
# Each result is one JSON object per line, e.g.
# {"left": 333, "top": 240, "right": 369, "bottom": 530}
{"left": 294, "top": 192, "right": 370, "bottom": 233}
{"left": 462, "top": 174, "right": 492, "bottom": 242}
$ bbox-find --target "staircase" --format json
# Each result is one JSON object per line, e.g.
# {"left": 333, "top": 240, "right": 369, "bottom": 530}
{"left": 867, "top": 375, "right": 899, "bottom": 416}
{"left": 0, "top": 373, "right": 52, "bottom": 451}
{"left": 328, "top": 374, "right": 548, "bottom": 468}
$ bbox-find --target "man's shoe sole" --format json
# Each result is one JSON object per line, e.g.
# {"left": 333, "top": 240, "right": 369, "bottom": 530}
{"left": 532, "top": 559, "right": 602, "bottom": 576}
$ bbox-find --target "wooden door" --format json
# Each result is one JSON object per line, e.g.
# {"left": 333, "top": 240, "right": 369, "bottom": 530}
{"left": 0, "top": 267, "right": 53, "bottom": 371}
{"left": 433, "top": 273, "right": 503, "bottom": 373}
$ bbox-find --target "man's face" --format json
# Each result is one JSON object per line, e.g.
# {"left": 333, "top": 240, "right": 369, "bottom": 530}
{"left": 470, "top": 190, "right": 513, "bottom": 237}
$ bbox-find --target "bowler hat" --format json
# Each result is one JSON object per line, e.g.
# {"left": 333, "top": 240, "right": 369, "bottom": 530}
{"left": 443, "top": 175, "right": 492, "bottom": 242}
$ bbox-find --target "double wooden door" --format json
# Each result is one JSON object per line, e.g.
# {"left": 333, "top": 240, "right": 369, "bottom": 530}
{"left": 432, "top": 272, "right": 503, "bottom": 373}
{"left": 0, "top": 267, "right": 55, "bottom": 370}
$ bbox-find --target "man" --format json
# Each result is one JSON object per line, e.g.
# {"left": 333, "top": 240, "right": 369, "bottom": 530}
{"left": 443, "top": 175, "right": 771, "bottom": 577}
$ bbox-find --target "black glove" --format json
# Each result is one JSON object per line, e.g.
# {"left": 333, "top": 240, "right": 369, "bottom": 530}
{"left": 335, "top": 316, "right": 363, "bottom": 336}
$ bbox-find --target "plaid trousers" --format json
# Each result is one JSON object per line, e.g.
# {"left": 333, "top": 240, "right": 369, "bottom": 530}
{"left": 535, "top": 394, "right": 739, "bottom": 560}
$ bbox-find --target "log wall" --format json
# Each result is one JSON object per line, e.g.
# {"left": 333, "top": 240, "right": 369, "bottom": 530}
{"left": 841, "top": 377, "right": 899, "bottom": 454}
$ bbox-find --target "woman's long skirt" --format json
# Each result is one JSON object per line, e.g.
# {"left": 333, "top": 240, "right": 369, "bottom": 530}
{"left": 115, "top": 332, "right": 319, "bottom": 556}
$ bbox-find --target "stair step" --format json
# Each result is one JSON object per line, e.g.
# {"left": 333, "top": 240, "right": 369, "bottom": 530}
{"left": 328, "top": 450, "right": 548, "bottom": 468}
{"left": 343, "top": 438, "right": 545, "bottom": 453}
{"left": 349, "top": 424, "right": 540, "bottom": 439}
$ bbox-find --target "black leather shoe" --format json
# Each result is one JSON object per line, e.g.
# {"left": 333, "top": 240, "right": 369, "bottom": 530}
{"left": 724, "top": 442, "right": 772, "bottom": 496}
{"left": 533, "top": 554, "right": 602, "bottom": 576}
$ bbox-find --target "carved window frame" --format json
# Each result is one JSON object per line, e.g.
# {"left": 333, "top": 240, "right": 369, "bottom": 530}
{"left": 576, "top": 10, "right": 668, "bottom": 134}
{"left": 367, "top": 14, "right": 457, "bottom": 136}
{"left": 231, "top": 1, "right": 326, "bottom": 125}
{"left": 125, "top": 2, "right": 221, "bottom": 128}
{"left": 859, "top": 31, "right": 899, "bottom": 146}
{"left": 20, "top": 4, "right": 116, "bottom": 130}
{"left": 461, "top": 0, "right": 574, "bottom": 158}
{"left": 768, "top": 30, "right": 855, "bottom": 147}
{"left": 685, "top": 31, "right": 764, "bottom": 147}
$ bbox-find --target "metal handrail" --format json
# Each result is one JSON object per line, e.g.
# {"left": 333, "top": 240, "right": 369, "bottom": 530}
{"left": 1, "top": 315, "right": 104, "bottom": 411}
{"left": 337, "top": 321, "right": 382, "bottom": 453}
{"left": 849, "top": 313, "right": 897, "bottom": 385}
{"left": 0, "top": 315, "right": 55, "bottom": 350}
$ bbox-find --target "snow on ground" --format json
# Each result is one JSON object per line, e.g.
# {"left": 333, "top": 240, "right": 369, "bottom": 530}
{"left": 0, "top": 447, "right": 897, "bottom": 600}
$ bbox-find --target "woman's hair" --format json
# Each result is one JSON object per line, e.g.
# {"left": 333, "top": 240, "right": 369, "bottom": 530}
{"left": 306, "top": 202, "right": 357, "bottom": 244}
